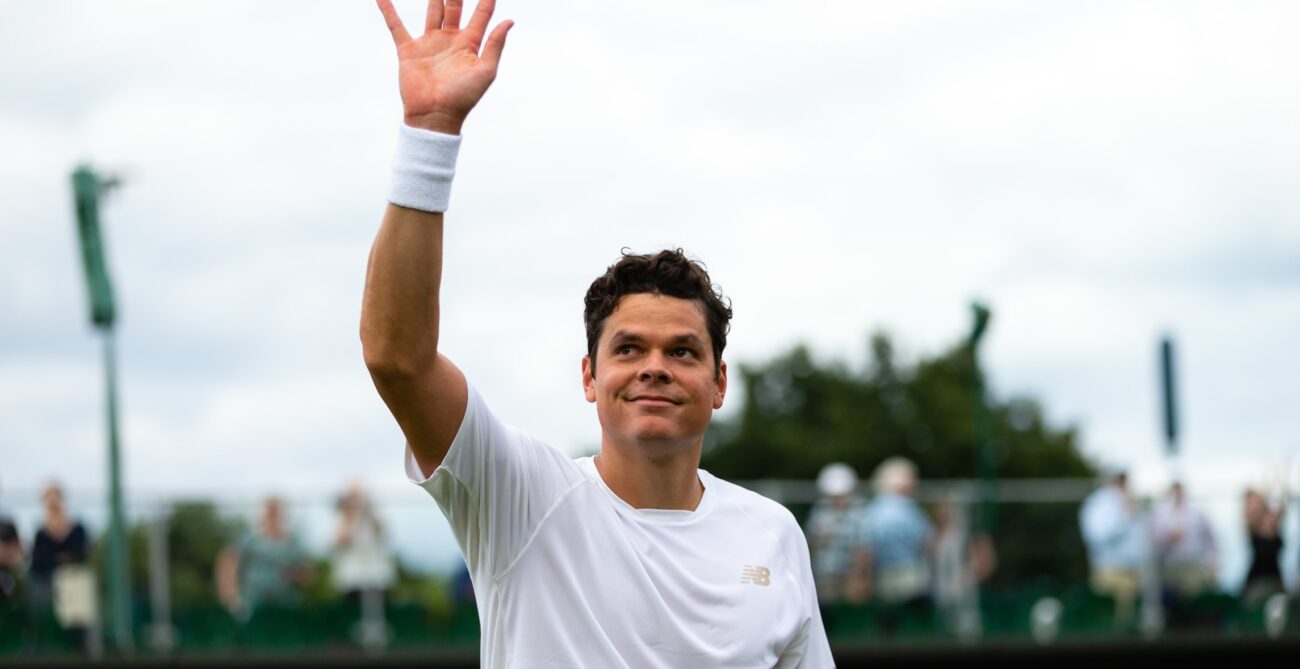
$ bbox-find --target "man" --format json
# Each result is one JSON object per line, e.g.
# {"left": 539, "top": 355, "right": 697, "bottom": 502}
{"left": 806, "top": 463, "right": 871, "bottom": 638}
{"left": 806, "top": 463, "right": 871, "bottom": 610}
{"left": 215, "top": 496, "right": 313, "bottom": 623}
{"left": 361, "top": 1, "right": 833, "bottom": 666}
{"left": 863, "top": 457, "right": 934, "bottom": 636}
{"left": 930, "top": 494, "right": 995, "bottom": 641}
{"left": 1151, "top": 480, "right": 1217, "bottom": 597}
{"left": 1150, "top": 479, "right": 1218, "bottom": 630}
{"left": 1078, "top": 467, "right": 1148, "bottom": 630}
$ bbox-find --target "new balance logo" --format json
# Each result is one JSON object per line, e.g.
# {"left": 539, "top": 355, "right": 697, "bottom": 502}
{"left": 740, "top": 565, "right": 771, "bottom": 586}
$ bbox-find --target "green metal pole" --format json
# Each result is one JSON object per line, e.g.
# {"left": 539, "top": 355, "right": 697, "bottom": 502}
{"left": 973, "top": 362, "right": 997, "bottom": 532}
{"left": 965, "top": 301, "right": 994, "bottom": 641}
{"left": 103, "top": 328, "right": 133, "bottom": 653}
{"left": 72, "top": 164, "right": 132, "bottom": 653}
{"left": 968, "top": 302, "right": 996, "bottom": 533}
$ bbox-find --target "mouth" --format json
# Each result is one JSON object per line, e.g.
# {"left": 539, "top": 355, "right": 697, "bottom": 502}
{"left": 627, "top": 395, "right": 680, "bottom": 407}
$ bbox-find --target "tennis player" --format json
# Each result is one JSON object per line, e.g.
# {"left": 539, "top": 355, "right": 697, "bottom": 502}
{"left": 362, "top": 2, "right": 833, "bottom": 665}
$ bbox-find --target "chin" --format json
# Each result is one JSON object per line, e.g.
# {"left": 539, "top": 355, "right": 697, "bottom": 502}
{"left": 630, "top": 429, "right": 684, "bottom": 445}
{"left": 629, "top": 424, "right": 706, "bottom": 454}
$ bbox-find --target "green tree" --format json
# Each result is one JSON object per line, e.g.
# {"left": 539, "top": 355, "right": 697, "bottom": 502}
{"left": 120, "top": 501, "right": 244, "bottom": 611}
{"left": 701, "top": 332, "right": 1097, "bottom": 588}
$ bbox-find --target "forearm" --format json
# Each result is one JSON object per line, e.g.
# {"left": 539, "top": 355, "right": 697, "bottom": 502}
{"left": 360, "top": 204, "right": 445, "bottom": 376}
{"left": 215, "top": 549, "right": 240, "bottom": 608}
{"left": 362, "top": 204, "right": 468, "bottom": 475}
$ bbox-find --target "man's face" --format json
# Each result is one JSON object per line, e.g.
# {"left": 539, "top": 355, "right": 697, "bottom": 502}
{"left": 263, "top": 498, "right": 284, "bottom": 533}
{"left": 41, "top": 486, "right": 63, "bottom": 512}
{"left": 582, "top": 293, "right": 727, "bottom": 456}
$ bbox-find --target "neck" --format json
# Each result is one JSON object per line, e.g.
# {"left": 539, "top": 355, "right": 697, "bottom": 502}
{"left": 595, "top": 440, "right": 704, "bottom": 511}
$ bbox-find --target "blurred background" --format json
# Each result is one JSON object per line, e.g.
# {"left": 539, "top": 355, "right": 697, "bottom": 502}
{"left": 2, "top": 0, "right": 1298, "bottom": 663}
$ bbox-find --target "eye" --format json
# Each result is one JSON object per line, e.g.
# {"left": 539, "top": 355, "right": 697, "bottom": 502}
{"left": 615, "top": 344, "right": 636, "bottom": 356}
{"left": 671, "top": 347, "right": 695, "bottom": 358}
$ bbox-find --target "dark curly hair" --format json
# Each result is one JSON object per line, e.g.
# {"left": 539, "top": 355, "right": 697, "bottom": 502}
{"left": 584, "top": 249, "right": 732, "bottom": 378}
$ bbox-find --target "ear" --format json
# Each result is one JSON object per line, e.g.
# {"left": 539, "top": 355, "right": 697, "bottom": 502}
{"left": 713, "top": 360, "right": 728, "bottom": 410}
{"left": 582, "top": 355, "right": 597, "bottom": 403}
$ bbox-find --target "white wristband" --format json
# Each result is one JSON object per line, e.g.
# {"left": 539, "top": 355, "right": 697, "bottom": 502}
{"left": 388, "top": 124, "right": 463, "bottom": 213}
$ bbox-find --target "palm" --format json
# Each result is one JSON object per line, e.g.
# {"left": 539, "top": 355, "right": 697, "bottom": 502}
{"left": 379, "top": 0, "right": 513, "bottom": 132}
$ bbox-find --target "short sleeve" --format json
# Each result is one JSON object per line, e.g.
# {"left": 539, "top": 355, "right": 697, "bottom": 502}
{"left": 0, "top": 518, "right": 18, "bottom": 544}
{"left": 66, "top": 524, "right": 88, "bottom": 563}
{"left": 405, "top": 383, "right": 584, "bottom": 582}
{"left": 776, "top": 526, "right": 836, "bottom": 668}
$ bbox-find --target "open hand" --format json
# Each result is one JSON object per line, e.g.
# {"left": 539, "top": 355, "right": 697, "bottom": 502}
{"left": 378, "top": 0, "right": 513, "bottom": 134}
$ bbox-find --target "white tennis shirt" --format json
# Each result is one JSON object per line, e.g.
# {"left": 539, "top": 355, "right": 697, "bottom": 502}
{"left": 406, "top": 384, "right": 834, "bottom": 668}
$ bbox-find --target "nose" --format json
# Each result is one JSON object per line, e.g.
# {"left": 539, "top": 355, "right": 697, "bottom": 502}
{"left": 638, "top": 351, "right": 673, "bottom": 384}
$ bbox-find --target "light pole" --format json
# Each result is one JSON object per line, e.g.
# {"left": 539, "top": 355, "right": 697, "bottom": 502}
{"left": 70, "top": 165, "right": 133, "bottom": 653}
{"left": 967, "top": 301, "right": 995, "bottom": 534}
{"left": 1159, "top": 335, "right": 1179, "bottom": 463}
{"left": 961, "top": 300, "right": 994, "bottom": 642}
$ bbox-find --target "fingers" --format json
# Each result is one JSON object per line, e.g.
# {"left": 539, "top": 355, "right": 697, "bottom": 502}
{"left": 377, "top": 0, "right": 412, "bottom": 47}
{"left": 424, "top": 0, "right": 444, "bottom": 34}
{"left": 479, "top": 20, "right": 513, "bottom": 72}
{"left": 464, "top": 0, "right": 496, "bottom": 42}
{"left": 444, "top": 0, "right": 464, "bottom": 30}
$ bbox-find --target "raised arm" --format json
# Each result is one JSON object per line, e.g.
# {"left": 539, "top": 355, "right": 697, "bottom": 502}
{"left": 361, "top": 0, "right": 512, "bottom": 477}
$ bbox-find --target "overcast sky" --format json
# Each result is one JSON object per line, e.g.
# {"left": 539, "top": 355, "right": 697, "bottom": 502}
{"left": 3, "top": 1, "right": 1298, "bottom": 579}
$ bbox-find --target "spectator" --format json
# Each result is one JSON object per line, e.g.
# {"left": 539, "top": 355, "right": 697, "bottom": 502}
{"left": 931, "top": 495, "right": 996, "bottom": 640}
{"left": 805, "top": 463, "right": 871, "bottom": 631}
{"left": 1241, "top": 487, "right": 1285, "bottom": 609}
{"left": 1079, "top": 468, "right": 1148, "bottom": 631}
{"left": 0, "top": 483, "right": 23, "bottom": 608}
{"left": 27, "top": 482, "right": 93, "bottom": 653}
{"left": 1151, "top": 481, "right": 1218, "bottom": 597}
{"left": 864, "top": 456, "right": 935, "bottom": 636}
{"left": 332, "top": 482, "right": 395, "bottom": 602}
{"left": 332, "top": 481, "right": 395, "bottom": 649}
{"left": 1151, "top": 480, "right": 1219, "bottom": 630}
{"left": 216, "top": 496, "right": 313, "bottom": 623}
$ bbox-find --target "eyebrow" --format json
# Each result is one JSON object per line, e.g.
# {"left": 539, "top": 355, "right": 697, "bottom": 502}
{"left": 607, "top": 330, "right": 641, "bottom": 346}
{"left": 607, "top": 331, "right": 706, "bottom": 348}
{"left": 667, "top": 334, "right": 706, "bottom": 348}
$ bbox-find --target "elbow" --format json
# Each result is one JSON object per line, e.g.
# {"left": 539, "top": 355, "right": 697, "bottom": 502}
{"left": 364, "top": 348, "right": 431, "bottom": 384}
{"left": 362, "top": 336, "right": 436, "bottom": 386}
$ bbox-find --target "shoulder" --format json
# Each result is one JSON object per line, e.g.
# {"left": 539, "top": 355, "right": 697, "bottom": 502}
{"left": 460, "top": 382, "right": 570, "bottom": 462}
{"left": 237, "top": 531, "right": 261, "bottom": 551}
{"left": 704, "top": 473, "right": 804, "bottom": 539}
{"left": 865, "top": 494, "right": 898, "bottom": 515}
{"left": 1081, "top": 488, "right": 1110, "bottom": 509}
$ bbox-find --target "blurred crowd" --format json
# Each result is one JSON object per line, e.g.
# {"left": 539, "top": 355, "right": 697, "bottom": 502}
{"left": 1, "top": 482, "right": 95, "bottom": 653}
{"left": 0, "top": 465, "right": 1294, "bottom": 654}
{"left": 806, "top": 459, "right": 1295, "bottom": 638}
{"left": 1077, "top": 467, "right": 1290, "bottom": 633}
{"left": 806, "top": 457, "right": 997, "bottom": 639}
{"left": 0, "top": 479, "right": 411, "bottom": 656}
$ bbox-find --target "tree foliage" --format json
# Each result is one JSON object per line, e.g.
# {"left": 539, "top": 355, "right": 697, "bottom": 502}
{"left": 124, "top": 501, "right": 245, "bottom": 610}
{"left": 701, "top": 332, "right": 1098, "bottom": 587}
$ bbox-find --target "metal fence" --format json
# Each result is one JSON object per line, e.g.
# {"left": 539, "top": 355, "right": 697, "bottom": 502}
{"left": 1, "top": 479, "right": 1297, "bottom": 660}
